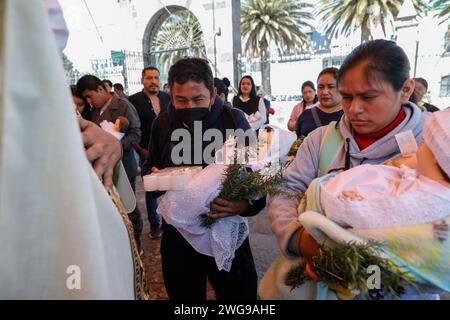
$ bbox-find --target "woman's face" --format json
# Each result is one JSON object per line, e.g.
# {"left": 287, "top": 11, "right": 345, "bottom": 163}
{"left": 414, "top": 80, "right": 426, "bottom": 102}
{"left": 240, "top": 78, "right": 252, "bottom": 95}
{"left": 339, "top": 63, "right": 414, "bottom": 134}
{"left": 72, "top": 95, "right": 86, "bottom": 114}
{"left": 302, "top": 86, "right": 316, "bottom": 104}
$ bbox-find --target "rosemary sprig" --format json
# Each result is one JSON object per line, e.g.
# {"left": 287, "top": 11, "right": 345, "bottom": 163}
{"left": 200, "top": 162, "right": 285, "bottom": 228}
{"left": 285, "top": 241, "right": 418, "bottom": 300}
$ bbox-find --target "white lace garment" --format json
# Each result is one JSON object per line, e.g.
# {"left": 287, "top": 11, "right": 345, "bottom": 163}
{"left": 321, "top": 164, "right": 450, "bottom": 229}
{"left": 157, "top": 164, "right": 249, "bottom": 271}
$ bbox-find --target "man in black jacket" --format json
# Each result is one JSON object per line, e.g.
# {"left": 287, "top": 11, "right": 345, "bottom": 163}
{"left": 129, "top": 67, "right": 170, "bottom": 239}
{"left": 144, "top": 58, "right": 265, "bottom": 300}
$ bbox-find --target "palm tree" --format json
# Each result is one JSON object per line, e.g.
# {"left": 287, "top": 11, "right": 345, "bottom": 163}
{"left": 434, "top": 0, "right": 450, "bottom": 22}
{"left": 241, "top": 0, "right": 313, "bottom": 95}
{"left": 317, "top": 0, "right": 426, "bottom": 43}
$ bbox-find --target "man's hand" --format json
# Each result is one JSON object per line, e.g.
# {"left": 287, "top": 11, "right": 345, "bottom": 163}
{"left": 79, "top": 118, "right": 121, "bottom": 188}
{"left": 208, "top": 198, "right": 249, "bottom": 220}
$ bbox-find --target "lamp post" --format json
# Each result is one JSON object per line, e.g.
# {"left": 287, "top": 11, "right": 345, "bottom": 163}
{"left": 212, "top": 0, "right": 217, "bottom": 77}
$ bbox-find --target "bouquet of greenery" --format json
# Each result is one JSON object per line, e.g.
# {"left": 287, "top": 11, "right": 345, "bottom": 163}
{"left": 285, "top": 241, "right": 418, "bottom": 300}
{"left": 200, "top": 161, "right": 285, "bottom": 228}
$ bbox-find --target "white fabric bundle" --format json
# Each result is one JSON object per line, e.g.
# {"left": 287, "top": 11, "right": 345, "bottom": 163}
{"left": 321, "top": 164, "right": 450, "bottom": 229}
{"left": 157, "top": 126, "right": 295, "bottom": 271}
{"left": 157, "top": 164, "right": 249, "bottom": 271}
{"left": 0, "top": 0, "right": 135, "bottom": 299}
{"left": 100, "top": 120, "right": 125, "bottom": 141}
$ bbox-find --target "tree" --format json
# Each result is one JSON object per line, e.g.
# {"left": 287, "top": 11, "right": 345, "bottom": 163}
{"left": 152, "top": 10, "right": 206, "bottom": 72}
{"left": 317, "top": 0, "right": 426, "bottom": 43}
{"left": 241, "top": 0, "right": 313, "bottom": 95}
{"left": 434, "top": 0, "right": 450, "bottom": 23}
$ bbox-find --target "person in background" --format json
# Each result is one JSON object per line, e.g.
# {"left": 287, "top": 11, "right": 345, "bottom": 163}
{"left": 70, "top": 85, "right": 91, "bottom": 120}
{"left": 413, "top": 77, "right": 439, "bottom": 112}
{"left": 295, "top": 68, "right": 343, "bottom": 138}
{"left": 102, "top": 79, "right": 114, "bottom": 95}
{"left": 163, "top": 83, "right": 170, "bottom": 95}
{"left": 214, "top": 77, "right": 232, "bottom": 108}
{"left": 77, "top": 75, "right": 144, "bottom": 254}
{"left": 113, "top": 83, "right": 128, "bottom": 100}
{"left": 232, "top": 75, "right": 266, "bottom": 131}
{"left": 128, "top": 67, "right": 170, "bottom": 239}
{"left": 256, "top": 88, "right": 275, "bottom": 125}
{"left": 222, "top": 77, "right": 232, "bottom": 107}
{"left": 288, "top": 81, "right": 318, "bottom": 132}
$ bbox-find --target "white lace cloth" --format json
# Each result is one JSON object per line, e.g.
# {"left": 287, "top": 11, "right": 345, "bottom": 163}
{"left": 321, "top": 164, "right": 450, "bottom": 229}
{"left": 157, "top": 126, "right": 295, "bottom": 271}
{"left": 157, "top": 164, "right": 249, "bottom": 271}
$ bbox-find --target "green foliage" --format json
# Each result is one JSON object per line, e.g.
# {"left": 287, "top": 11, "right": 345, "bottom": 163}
{"left": 201, "top": 162, "right": 285, "bottom": 228}
{"left": 241, "top": 0, "right": 313, "bottom": 56}
{"left": 285, "top": 240, "right": 419, "bottom": 299}
{"left": 317, "top": 0, "right": 427, "bottom": 42}
{"left": 434, "top": 0, "right": 450, "bottom": 22}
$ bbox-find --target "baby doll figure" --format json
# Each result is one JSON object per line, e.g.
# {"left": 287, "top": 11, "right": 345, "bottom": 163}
{"left": 318, "top": 108, "right": 450, "bottom": 230}
{"left": 100, "top": 116, "right": 129, "bottom": 141}
{"left": 114, "top": 116, "right": 130, "bottom": 135}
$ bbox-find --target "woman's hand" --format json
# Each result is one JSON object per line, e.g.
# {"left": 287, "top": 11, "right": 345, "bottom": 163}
{"left": 299, "top": 229, "right": 319, "bottom": 260}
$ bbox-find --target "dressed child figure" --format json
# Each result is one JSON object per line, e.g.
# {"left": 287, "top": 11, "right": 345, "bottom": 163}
{"left": 320, "top": 108, "right": 450, "bottom": 229}
{"left": 100, "top": 116, "right": 129, "bottom": 141}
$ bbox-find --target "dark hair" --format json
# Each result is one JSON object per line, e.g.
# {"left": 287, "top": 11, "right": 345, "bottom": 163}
{"left": 142, "top": 66, "right": 160, "bottom": 77}
{"left": 168, "top": 58, "right": 214, "bottom": 94}
{"left": 214, "top": 77, "right": 228, "bottom": 97}
{"left": 338, "top": 39, "right": 410, "bottom": 92}
{"left": 301, "top": 80, "right": 316, "bottom": 92}
{"left": 113, "top": 83, "right": 124, "bottom": 91}
{"left": 70, "top": 85, "right": 77, "bottom": 96}
{"left": 238, "top": 75, "right": 257, "bottom": 99}
{"left": 102, "top": 79, "right": 113, "bottom": 88}
{"left": 414, "top": 77, "right": 428, "bottom": 90}
{"left": 70, "top": 85, "right": 91, "bottom": 120}
{"left": 318, "top": 67, "right": 339, "bottom": 82}
{"left": 222, "top": 77, "right": 231, "bottom": 88}
{"left": 301, "top": 80, "right": 319, "bottom": 105}
{"left": 76, "top": 75, "right": 105, "bottom": 97}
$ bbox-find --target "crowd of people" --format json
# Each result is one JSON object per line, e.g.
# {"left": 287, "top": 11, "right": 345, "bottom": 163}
{"left": 65, "top": 37, "right": 449, "bottom": 300}
{"left": 7, "top": 0, "right": 445, "bottom": 300}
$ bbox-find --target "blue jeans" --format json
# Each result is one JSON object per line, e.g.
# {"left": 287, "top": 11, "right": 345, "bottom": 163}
{"left": 145, "top": 192, "right": 161, "bottom": 230}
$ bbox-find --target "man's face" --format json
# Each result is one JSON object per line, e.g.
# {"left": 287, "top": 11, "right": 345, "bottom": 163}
{"left": 114, "top": 87, "right": 123, "bottom": 96}
{"left": 142, "top": 69, "right": 160, "bottom": 95}
{"left": 103, "top": 82, "right": 112, "bottom": 93}
{"left": 82, "top": 85, "right": 109, "bottom": 108}
{"left": 317, "top": 73, "right": 342, "bottom": 109}
{"left": 172, "top": 80, "right": 214, "bottom": 110}
{"left": 163, "top": 84, "right": 170, "bottom": 95}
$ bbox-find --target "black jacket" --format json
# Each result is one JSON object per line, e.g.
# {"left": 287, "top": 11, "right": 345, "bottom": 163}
{"left": 128, "top": 90, "right": 170, "bottom": 150}
{"left": 145, "top": 96, "right": 266, "bottom": 217}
